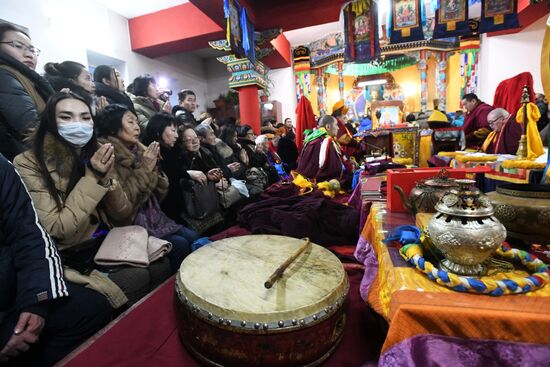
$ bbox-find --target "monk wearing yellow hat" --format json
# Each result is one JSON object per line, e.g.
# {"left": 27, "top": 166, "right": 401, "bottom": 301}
{"left": 331, "top": 99, "right": 360, "bottom": 158}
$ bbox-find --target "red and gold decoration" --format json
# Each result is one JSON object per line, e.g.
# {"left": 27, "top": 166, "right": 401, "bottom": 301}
{"left": 434, "top": 0, "right": 470, "bottom": 39}
{"left": 293, "top": 46, "right": 312, "bottom": 102}
{"left": 343, "top": 0, "right": 380, "bottom": 63}
{"left": 479, "top": 0, "right": 520, "bottom": 34}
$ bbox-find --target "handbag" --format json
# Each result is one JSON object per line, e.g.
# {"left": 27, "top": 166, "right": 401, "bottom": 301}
{"left": 217, "top": 179, "right": 242, "bottom": 209}
{"left": 60, "top": 236, "right": 105, "bottom": 275}
{"left": 183, "top": 181, "right": 220, "bottom": 219}
{"left": 94, "top": 226, "right": 172, "bottom": 268}
{"left": 245, "top": 167, "right": 268, "bottom": 190}
{"left": 134, "top": 195, "right": 182, "bottom": 238}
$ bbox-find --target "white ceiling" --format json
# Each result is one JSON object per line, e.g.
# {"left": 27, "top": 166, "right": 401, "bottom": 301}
{"left": 284, "top": 21, "right": 342, "bottom": 47}
{"left": 94, "top": 0, "right": 189, "bottom": 19}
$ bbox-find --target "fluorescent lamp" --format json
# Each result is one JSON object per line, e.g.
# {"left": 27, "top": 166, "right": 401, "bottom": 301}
{"left": 263, "top": 103, "right": 274, "bottom": 110}
{"left": 357, "top": 79, "right": 387, "bottom": 87}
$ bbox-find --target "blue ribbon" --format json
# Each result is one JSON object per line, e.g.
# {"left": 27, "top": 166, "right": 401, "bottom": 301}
{"left": 223, "top": 0, "right": 230, "bottom": 18}
{"left": 241, "top": 8, "right": 250, "bottom": 56}
{"left": 384, "top": 225, "right": 421, "bottom": 245}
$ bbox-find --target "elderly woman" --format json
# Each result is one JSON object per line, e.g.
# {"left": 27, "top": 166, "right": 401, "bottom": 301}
{"left": 0, "top": 23, "right": 54, "bottom": 160}
{"left": 13, "top": 91, "right": 161, "bottom": 307}
{"left": 96, "top": 104, "right": 198, "bottom": 271}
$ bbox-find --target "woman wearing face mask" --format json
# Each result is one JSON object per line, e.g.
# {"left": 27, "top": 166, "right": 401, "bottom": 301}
{"left": 96, "top": 105, "right": 197, "bottom": 272}
{"left": 13, "top": 91, "right": 166, "bottom": 308}
{"left": 130, "top": 74, "right": 171, "bottom": 132}
{"left": 93, "top": 65, "right": 134, "bottom": 111}
{"left": 44, "top": 61, "right": 107, "bottom": 115}
{"left": 0, "top": 23, "right": 54, "bottom": 161}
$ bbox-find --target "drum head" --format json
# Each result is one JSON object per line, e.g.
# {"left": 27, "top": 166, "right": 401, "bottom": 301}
{"left": 177, "top": 235, "right": 347, "bottom": 323}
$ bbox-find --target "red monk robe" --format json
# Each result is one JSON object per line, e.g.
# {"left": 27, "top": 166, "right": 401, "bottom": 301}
{"left": 296, "top": 131, "right": 344, "bottom": 182}
{"left": 463, "top": 102, "right": 494, "bottom": 149}
{"left": 482, "top": 115, "right": 523, "bottom": 155}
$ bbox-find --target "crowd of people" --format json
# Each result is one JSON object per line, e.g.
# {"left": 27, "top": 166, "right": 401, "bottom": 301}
{"left": 0, "top": 23, "right": 304, "bottom": 366}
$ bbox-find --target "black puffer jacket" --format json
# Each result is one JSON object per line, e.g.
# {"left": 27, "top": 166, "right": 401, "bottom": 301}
{"left": 0, "top": 52, "right": 54, "bottom": 161}
{"left": 94, "top": 82, "right": 135, "bottom": 112}
{"left": 0, "top": 154, "right": 68, "bottom": 317}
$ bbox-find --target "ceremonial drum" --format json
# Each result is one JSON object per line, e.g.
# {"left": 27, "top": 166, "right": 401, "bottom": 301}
{"left": 174, "top": 235, "right": 349, "bottom": 367}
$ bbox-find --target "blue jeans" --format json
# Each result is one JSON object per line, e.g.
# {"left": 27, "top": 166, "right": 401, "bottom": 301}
{"left": 163, "top": 227, "right": 199, "bottom": 272}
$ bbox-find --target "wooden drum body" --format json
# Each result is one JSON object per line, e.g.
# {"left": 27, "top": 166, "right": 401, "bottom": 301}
{"left": 174, "top": 235, "right": 349, "bottom": 367}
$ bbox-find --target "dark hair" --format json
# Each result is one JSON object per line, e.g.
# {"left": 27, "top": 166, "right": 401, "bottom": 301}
{"left": 44, "top": 61, "right": 85, "bottom": 80}
{"left": 462, "top": 93, "right": 479, "bottom": 102}
{"left": 406, "top": 113, "right": 416, "bottom": 123}
{"left": 95, "top": 104, "right": 135, "bottom": 137}
{"left": 33, "top": 91, "right": 97, "bottom": 210}
{"left": 132, "top": 74, "right": 156, "bottom": 97}
{"left": 219, "top": 124, "right": 238, "bottom": 150}
{"left": 93, "top": 65, "right": 115, "bottom": 84}
{"left": 236, "top": 124, "right": 253, "bottom": 138}
{"left": 0, "top": 23, "right": 30, "bottom": 41}
{"left": 145, "top": 112, "right": 177, "bottom": 145}
{"left": 375, "top": 111, "right": 381, "bottom": 119}
{"left": 178, "top": 89, "right": 195, "bottom": 102}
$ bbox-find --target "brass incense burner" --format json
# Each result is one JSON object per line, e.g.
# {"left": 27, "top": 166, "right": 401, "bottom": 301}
{"left": 426, "top": 179, "right": 507, "bottom": 276}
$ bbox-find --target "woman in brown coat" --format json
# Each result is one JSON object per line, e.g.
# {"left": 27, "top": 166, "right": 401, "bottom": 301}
{"left": 96, "top": 104, "right": 198, "bottom": 272}
{"left": 14, "top": 92, "right": 167, "bottom": 307}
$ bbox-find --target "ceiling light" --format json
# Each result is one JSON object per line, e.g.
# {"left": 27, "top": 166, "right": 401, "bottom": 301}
{"left": 357, "top": 79, "right": 387, "bottom": 87}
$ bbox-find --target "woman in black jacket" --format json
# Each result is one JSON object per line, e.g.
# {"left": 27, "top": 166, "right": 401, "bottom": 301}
{"left": 0, "top": 23, "right": 54, "bottom": 160}
{"left": 93, "top": 65, "right": 134, "bottom": 111}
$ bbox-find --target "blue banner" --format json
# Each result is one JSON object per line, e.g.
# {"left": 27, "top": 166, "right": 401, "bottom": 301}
{"left": 390, "top": 0, "right": 424, "bottom": 44}
{"left": 433, "top": 0, "right": 470, "bottom": 39}
{"left": 479, "top": 0, "right": 519, "bottom": 34}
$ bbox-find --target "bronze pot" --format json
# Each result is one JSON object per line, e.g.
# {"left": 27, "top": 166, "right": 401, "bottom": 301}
{"left": 486, "top": 184, "right": 550, "bottom": 240}
{"left": 394, "top": 169, "right": 459, "bottom": 215}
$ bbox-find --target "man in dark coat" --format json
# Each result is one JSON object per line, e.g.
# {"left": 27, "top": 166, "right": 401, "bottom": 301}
{"left": 296, "top": 115, "right": 344, "bottom": 182}
{"left": 0, "top": 154, "right": 111, "bottom": 366}
{"left": 174, "top": 89, "right": 198, "bottom": 127}
{"left": 481, "top": 108, "right": 523, "bottom": 155}
{"left": 461, "top": 93, "right": 494, "bottom": 149}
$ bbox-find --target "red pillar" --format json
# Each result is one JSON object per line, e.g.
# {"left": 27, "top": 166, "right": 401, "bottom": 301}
{"left": 237, "top": 85, "right": 261, "bottom": 134}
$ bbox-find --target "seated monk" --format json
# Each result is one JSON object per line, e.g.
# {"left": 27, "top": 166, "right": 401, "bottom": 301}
{"left": 482, "top": 108, "right": 523, "bottom": 154}
{"left": 461, "top": 93, "right": 494, "bottom": 149}
{"left": 296, "top": 115, "right": 345, "bottom": 182}
{"left": 331, "top": 100, "right": 360, "bottom": 158}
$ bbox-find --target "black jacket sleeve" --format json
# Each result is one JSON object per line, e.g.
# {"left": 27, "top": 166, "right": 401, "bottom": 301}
{"left": 0, "top": 68, "right": 40, "bottom": 136}
{"left": 0, "top": 154, "right": 68, "bottom": 314}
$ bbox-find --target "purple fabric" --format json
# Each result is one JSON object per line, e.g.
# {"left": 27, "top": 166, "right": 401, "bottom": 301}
{"left": 354, "top": 235, "right": 379, "bottom": 302}
{"left": 378, "top": 334, "right": 550, "bottom": 367}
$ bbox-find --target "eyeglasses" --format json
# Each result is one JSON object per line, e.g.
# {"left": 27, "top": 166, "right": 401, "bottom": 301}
{"left": 0, "top": 40, "right": 41, "bottom": 56}
{"left": 182, "top": 137, "right": 199, "bottom": 144}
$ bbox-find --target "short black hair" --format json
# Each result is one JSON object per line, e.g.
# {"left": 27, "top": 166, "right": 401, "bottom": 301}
{"left": 93, "top": 65, "right": 115, "bottom": 84}
{"left": 96, "top": 104, "right": 136, "bottom": 137}
{"left": 178, "top": 89, "right": 195, "bottom": 102}
{"left": 0, "top": 22, "right": 30, "bottom": 41}
{"left": 132, "top": 74, "right": 156, "bottom": 97}
{"left": 462, "top": 93, "right": 479, "bottom": 102}
{"left": 145, "top": 112, "right": 177, "bottom": 145}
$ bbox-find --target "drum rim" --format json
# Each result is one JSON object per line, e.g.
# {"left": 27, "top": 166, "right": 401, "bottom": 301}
{"left": 175, "top": 276, "right": 349, "bottom": 331}
{"left": 176, "top": 235, "right": 348, "bottom": 325}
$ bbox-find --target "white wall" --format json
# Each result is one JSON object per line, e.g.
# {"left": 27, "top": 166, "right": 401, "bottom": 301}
{"left": 204, "top": 58, "right": 230, "bottom": 109}
{"left": 0, "top": 0, "right": 209, "bottom": 113}
{"left": 268, "top": 67, "right": 298, "bottom": 123}
{"left": 478, "top": 15, "right": 547, "bottom": 103}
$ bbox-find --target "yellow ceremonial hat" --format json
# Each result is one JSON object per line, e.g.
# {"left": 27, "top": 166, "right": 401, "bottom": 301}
{"left": 332, "top": 100, "right": 348, "bottom": 115}
{"left": 428, "top": 110, "right": 449, "bottom": 123}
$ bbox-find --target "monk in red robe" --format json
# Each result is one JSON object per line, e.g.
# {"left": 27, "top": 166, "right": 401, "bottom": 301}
{"left": 461, "top": 93, "right": 494, "bottom": 149}
{"left": 296, "top": 115, "right": 345, "bottom": 182}
{"left": 481, "top": 108, "right": 523, "bottom": 155}
{"left": 331, "top": 100, "right": 361, "bottom": 159}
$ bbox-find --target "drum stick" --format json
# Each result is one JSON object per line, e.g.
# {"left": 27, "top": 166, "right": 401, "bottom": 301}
{"left": 264, "top": 238, "right": 311, "bottom": 289}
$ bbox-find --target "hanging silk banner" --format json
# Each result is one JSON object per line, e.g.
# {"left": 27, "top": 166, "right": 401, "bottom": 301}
{"left": 479, "top": 0, "right": 519, "bottom": 34}
{"left": 293, "top": 46, "right": 312, "bottom": 102}
{"left": 343, "top": 0, "right": 380, "bottom": 63}
{"left": 433, "top": 0, "right": 469, "bottom": 39}
{"left": 224, "top": 0, "right": 255, "bottom": 63}
{"left": 390, "top": 0, "right": 424, "bottom": 44}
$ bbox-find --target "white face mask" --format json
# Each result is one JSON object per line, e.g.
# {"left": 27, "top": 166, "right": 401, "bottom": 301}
{"left": 57, "top": 122, "right": 94, "bottom": 148}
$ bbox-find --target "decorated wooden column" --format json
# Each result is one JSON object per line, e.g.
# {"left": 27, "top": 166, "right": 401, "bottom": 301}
{"left": 418, "top": 50, "right": 428, "bottom": 112}
{"left": 210, "top": 40, "right": 268, "bottom": 134}
{"left": 316, "top": 68, "right": 325, "bottom": 115}
{"left": 437, "top": 52, "right": 448, "bottom": 112}
{"left": 337, "top": 60, "right": 344, "bottom": 100}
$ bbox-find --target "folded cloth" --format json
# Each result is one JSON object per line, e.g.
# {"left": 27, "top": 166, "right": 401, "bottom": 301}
{"left": 94, "top": 226, "right": 172, "bottom": 268}
{"left": 383, "top": 225, "right": 421, "bottom": 245}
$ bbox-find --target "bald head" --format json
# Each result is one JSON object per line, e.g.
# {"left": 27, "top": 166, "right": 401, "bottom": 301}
{"left": 487, "top": 108, "right": 510, "bottom": 132}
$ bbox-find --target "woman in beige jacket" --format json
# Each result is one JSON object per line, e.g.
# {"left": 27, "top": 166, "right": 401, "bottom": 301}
{"left": 14, "top": 91, "right": 169, "bottom": 308}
